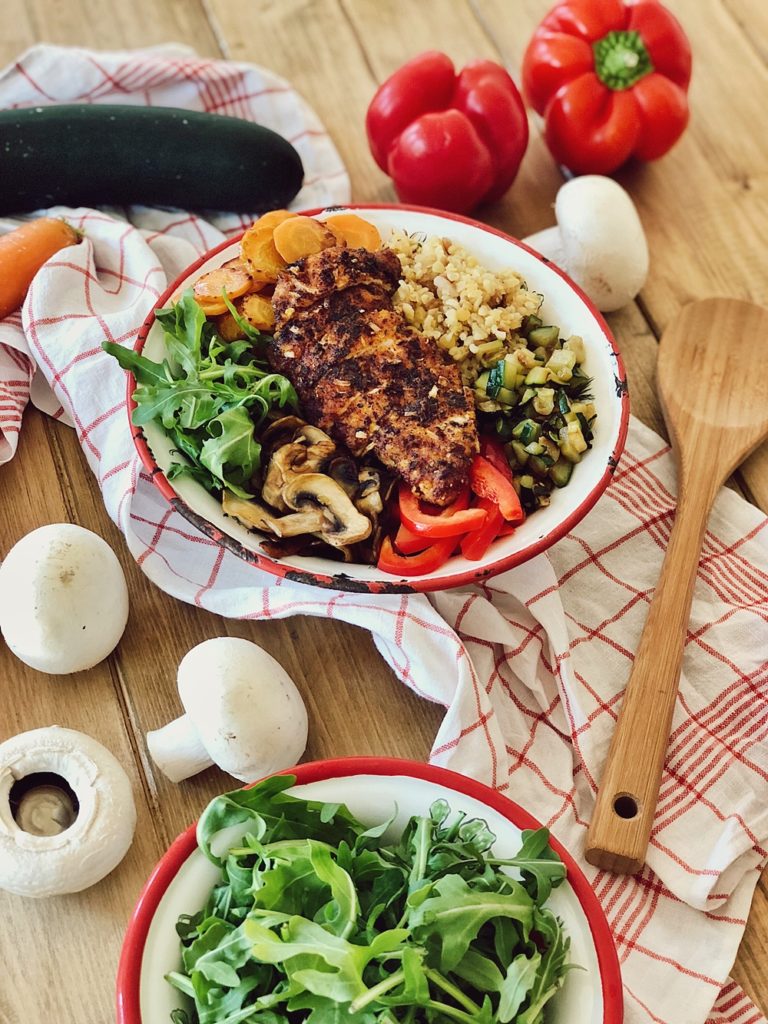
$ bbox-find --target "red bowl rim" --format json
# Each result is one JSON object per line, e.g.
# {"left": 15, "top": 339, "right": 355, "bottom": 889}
{"left": 127, "top": 203, "right": 630, "bottom": 594}
{"left": 116, "top": 756, "right": 623, "bottom": 1024}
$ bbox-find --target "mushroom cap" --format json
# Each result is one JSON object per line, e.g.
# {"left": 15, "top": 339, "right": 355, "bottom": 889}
{"left": 0, "top": 726, "right": 136, "bottom": 897}
{"left": 554, "top": 175, "right": 649, "bottom": 313}
{"left": 0, "top": 524, "right": 129, "bottom": 675}
{"left": 177, "top": 637, "right": 308, "bottom": 782}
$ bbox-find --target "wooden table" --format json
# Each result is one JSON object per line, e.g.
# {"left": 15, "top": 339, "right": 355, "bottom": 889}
{"left": 1, "top": 1, "right": 767, "bottom": 1020}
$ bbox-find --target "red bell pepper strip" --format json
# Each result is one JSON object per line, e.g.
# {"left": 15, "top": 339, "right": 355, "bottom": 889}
{"left": 366, "top": 51, "right": 528, "bottom": 214}
{"left": 522, "top": 0, "right": 692, "bottom": 175}
{"left": 460, "top": 497, "right": 506, "bottom": 561}
{"left": 398, "top": 483, "right": 487, "bottom": 538}
{"left": 470, "top": 455, "right": 524, "bottom": 523}
{"left": 394, "top": 522, "right": 432, "bottom": 555}
{"left": 377, "top": 535, "right": 457, "bottom": 576}
{"left": 480, "top": 436, "right": 517, "bottom": 484}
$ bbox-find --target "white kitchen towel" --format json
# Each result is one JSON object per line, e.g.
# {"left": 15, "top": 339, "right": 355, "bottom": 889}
{"left": 1, "top": 45, "right": 767, "bottom": 1024}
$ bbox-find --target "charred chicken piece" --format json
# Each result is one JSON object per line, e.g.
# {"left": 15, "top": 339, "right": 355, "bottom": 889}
{"left": 269, "top": 246, "right": 478, "bottom": 507}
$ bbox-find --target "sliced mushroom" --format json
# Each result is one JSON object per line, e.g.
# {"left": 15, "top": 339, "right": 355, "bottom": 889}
{"left": 261, "top": 415, "right": 306, "bottom": 450}
{"left": 222, "top": 492, "right": 280, "bottom": 533}
{"left": 281, "top": 473, "right": 372, "bottom": 548}
{"left": 262, "top": 425, "right": 337, "bottom": 511}
{"left": 328, "top": 456, "right": 360, "bottom": 497}
{"left": 355, "top": 467, "right": 383, "bottom": 517}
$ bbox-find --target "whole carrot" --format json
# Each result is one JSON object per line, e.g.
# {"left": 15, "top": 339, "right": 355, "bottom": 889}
{"left": 0, "top": 218, "right": 81, "bottom": 319}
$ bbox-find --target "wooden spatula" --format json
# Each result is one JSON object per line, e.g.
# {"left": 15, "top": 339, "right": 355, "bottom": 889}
{"left": 585, "top": 298, "right": 768, "bottom": 874}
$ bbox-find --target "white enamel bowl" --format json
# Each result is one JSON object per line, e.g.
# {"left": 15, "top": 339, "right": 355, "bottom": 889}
{"left": 116, "top": 759, "right": 623, "bottom": 1024}
{"left": 129, "top": 205, "right": 629, "bottom": 593}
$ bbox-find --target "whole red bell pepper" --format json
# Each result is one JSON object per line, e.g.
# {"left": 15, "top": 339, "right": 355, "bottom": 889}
{"left": 522, "top": 0, "right": 692, "bottom": 175}
{"left": 366, "top": 51, "right": 529, "bottom": 214}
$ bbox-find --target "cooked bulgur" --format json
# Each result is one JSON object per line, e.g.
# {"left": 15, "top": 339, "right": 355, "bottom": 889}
{"left": 387, "top": 229, "right": 543, "bottom": 386}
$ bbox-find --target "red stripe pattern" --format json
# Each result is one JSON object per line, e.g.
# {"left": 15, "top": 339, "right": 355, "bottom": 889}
{"left": 1, "top": 44, "right": 767, "bottom": 1024}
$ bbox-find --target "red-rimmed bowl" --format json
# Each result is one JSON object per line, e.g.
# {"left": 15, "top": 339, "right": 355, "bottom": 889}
{"left": 117, "top": 757, "right": 623, "bottom": 1024}
{"left": 129, "top": 205, "right": 629, "bottom": 593}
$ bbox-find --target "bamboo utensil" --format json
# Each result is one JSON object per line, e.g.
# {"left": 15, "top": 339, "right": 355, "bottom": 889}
{"left": 585, "top": 298, "right": 768, "bottom": 874}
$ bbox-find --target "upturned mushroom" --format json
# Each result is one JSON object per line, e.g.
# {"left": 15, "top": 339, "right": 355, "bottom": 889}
{"left": 146, "top": 637, "right": 309, "bottom": 783}
{"left": 262, "top": 423, "right": 337, "bottom": 510}
{"left": 0, "top": 523, "right": 129, "bottom": 675}
{"left": 0, "top": 726, "right": 136, "bottom": 897}
{"left": 525, "top": 175, "right": 649, "bottom": 312}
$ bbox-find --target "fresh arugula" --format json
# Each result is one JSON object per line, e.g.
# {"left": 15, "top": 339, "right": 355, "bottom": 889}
{"left": 103, "top": 290, "right": 297, "bottom": 498}
{"left": 168, "top": 776, "right": 574, "bottom": 1024}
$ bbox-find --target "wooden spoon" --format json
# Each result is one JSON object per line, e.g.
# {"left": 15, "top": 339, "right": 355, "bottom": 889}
{"left": 585, "top": 298, "right": 768, "bottom": 874}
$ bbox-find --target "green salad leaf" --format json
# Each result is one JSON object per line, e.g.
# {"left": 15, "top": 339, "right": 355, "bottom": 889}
{"left": 103, "top": 290, "right": 298, "bottom": 497}
{"left": 168, "top": 776, "right": 575, "bottom": 1024}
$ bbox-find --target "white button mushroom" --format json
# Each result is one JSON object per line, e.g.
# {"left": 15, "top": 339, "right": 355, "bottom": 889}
{"left": 524, "top": 175, "right": 649, "bottom": 312}
{"left": 0, "top": 726, "right": 136, "bottom": 897}
{"left": 146, "top": 637, "right": 309, "bottom": 783}
{"left": 0, "top": 523, "right": 129, "bottom": 675}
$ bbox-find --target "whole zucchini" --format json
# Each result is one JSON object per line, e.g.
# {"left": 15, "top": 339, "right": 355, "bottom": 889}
{"left": 0, "top": 105, "right": 304, "bottom": 215}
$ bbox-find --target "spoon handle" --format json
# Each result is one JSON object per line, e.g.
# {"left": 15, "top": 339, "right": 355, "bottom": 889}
{"left": 584, "top": 483, "right": 713, "bottom": 874}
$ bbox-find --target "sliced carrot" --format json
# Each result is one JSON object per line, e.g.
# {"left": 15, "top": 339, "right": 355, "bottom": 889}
{"left": 193, "top": 258, "right": 253, "bottom": 315}
{"left": 0, "top": 217, "right": 81, "bottom": 319}
{"left": 272, "top": 216, "right": 337, "bottom": 263}
{"left": 251, "top": 209, "right": 295, "bottom": 232}
{"left": 216, "top": 311, "right": 246, "bottom": 341}
{"left": 325, "top": 214, "right": 381, "bottom": 252}
{"left": 241, "top": 227, "right": 287, "bottom": 284}
{"left": 236, "top": 293, "right": 275, "bottom": 331}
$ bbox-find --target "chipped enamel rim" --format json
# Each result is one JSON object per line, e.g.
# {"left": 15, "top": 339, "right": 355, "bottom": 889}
{"left": 126, "top": 205, "right": 629, "bottom": 594}
{"left": 116, "top": 758, "right": 623, "bottom": 1024}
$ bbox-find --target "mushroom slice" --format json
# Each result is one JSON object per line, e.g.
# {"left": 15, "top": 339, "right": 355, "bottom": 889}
{"left": 262, "top": 426, "right": 338, "bottom": 510}
{"left": 261, "top": 415, "right": 306, "bottom": 450}
{"left": 355, "top": 467, "right": 383, "bottom": 517}
{"left": 281, "top": 473, "right": 372, "bottom": 548}
{"left": 273, "top": 509, "right": 328, "bottom": 537}
{"left": 293, "top": 424, "right": 336, "bottom": 468}
{"left": 328, "top": 455, "right": 360, "bottom": 497}
{"left": 222, "top": 492, "right": 280, "bottom": 533}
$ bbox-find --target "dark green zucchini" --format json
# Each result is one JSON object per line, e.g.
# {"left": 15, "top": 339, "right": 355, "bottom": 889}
{"left": 0, "top": 105, "right": 304, "bottom": 215}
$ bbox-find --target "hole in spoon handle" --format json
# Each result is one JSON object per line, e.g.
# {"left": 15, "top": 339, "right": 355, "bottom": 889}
{"left": 585, "top": 784, "right": 651, "bottom": 875}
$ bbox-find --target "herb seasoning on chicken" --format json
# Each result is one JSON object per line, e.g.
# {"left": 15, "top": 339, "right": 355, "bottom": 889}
{"left": 269, "top": 246, "right": 479, "bottom": 507}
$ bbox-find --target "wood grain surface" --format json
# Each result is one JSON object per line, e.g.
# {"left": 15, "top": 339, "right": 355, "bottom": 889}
{"left": 0, "top": 1, "right": 767, "bottom": 1021}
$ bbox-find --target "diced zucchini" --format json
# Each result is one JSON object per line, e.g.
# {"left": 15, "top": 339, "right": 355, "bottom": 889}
{"left": 564, "top": 335, "right": 586, "bottom": 363}
{"left": 475, "top": 370, "right": 490, "bottom": 396}
{"left": 495, "top": 416, "right": 514, "bottom": 440}
{"left": 556, "top": 389, "right": 571, "bottom": 416}
{"left": 528, "top": 455, "right": 551, "bottom": 478}
{"left": 559, "top": 419, "right": 588, "bottom": 462}
{"left": 497, "top": 386, "right": 516, "bottom": 405}
{"left": 518, "top": 474, "right": 535, "bottom": 490}
{"left": 546, "top": 348, "right": 577, "bottom": 382}
{"left": 523, "top": 441, "right": 545, "bottom": 456}
{"left": 524, "top": 366, "right": 550, "bottom": 386}
{"left": 485, "top": 362, "right": 505, "bottom": 398}
{"left": 502, "top": 355, "right": 522, "bottom": 388}
{"left": 509, "top": 440, "right": 529, "bottom": 466}
{"left": 520, "top": 314, "right": 543, "bottom": 337}
{"left": 521, "top": 387, "right": 537, "bottom": 404}
{"left": 533, "top": 387, "right": 555, "bottom": 416}
{"left": 549, "top": 460, "right": 574, "bottom": 487}
{"left": 512, "top": 419, "right": 541, "bottom": 444}
{"left": 528, "top": 325, "right": 559, "bottom": 348}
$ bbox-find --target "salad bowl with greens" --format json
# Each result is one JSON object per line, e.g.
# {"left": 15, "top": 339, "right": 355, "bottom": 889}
{"left": 116, "top": 759, "right": 622, "bottom": 1024}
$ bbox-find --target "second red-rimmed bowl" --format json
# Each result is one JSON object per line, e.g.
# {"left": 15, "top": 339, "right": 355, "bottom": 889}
{"left": 117, "top": 757, "right": 623, "bottom": 1024}
{"left": 129, "top": 204, "right": 629, "bottom": 593}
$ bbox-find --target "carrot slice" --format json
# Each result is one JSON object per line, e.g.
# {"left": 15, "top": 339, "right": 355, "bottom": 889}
{"left": 325, "top": 214, "right": 381, "bottom": 251}
{"left": 251, "top": 209, "right": 295, "bottom": 232}
{"left": 236, "top": 293, "right": 275, "bottom": 331}
{"left": 272, "top": 216, "right": 337, "bottom": 263}
{"left": 216, "top": 311, "right": 246, "bottom": 341}
{"left": 0, "top": 217, "right": 81, "bottom": 319}
{"left": 193, "top": 258, "right": 253, "bottom": 315}
{"left": 241, "top": 227, "right": 287, "bottom": 284}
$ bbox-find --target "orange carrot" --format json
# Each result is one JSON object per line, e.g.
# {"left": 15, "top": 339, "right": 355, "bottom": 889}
{"left": 193, "top": 258, "right": 254, "bottom": 315}
{"left": 272, "top": 216, "right": 337, "bottom": 263}
{"left": 251, "top": 209, "right": 295, "bottom": 232}
{"left": 241, "top": 226, "right": 287, "bottom": 284}
{"left": 237, "top": 293, "right": 275, "bottom": 331}
{"left": 325, "top": 214, "right": 381, "bottom": 251}
{"left": 0, "top": 218, "right": 81, "bottom": 319}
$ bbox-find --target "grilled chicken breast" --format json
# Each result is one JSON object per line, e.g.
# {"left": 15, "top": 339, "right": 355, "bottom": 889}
{"left": 269, "top": 246, "right": 478, "bottom": 507}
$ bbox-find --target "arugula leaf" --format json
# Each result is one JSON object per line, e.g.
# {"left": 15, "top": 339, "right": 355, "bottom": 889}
{"left": 103, "top": 290, "right": 297, "bottom": 500}
{"left": 174, "top": 777, "right": 574, "bottom": 1024}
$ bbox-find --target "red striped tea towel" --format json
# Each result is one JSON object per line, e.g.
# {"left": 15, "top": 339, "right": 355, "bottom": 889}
{"left": 1, "top": 45, "right": 767, "bottom": 1024}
